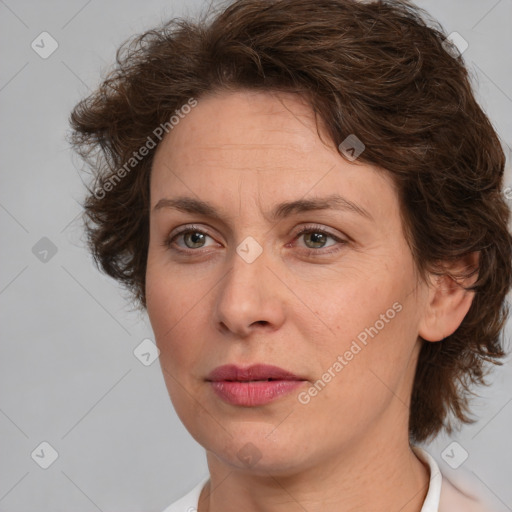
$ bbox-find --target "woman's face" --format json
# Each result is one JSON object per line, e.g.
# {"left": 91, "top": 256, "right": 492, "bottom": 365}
{"left": 146, "top": 89, "right": 430, "bottom": 474}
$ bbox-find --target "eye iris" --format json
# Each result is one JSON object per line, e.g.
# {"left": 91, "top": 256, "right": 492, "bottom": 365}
{"left": 305, "top": 232, "right": 327, "bottom": 249}
{"left": 184, "top": 232, "right": 206, "bottom": 248}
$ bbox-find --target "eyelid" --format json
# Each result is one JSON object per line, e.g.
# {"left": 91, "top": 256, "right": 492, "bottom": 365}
{"left": 168, "top": 223, "right": 215, "bottom": 239}
{"left": 291, "top": 223, "right": 344, "bottom": 239}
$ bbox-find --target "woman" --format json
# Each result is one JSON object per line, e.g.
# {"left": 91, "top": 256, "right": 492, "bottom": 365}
{"left": 69, "top": 0, "right": 512, "bottom": 510}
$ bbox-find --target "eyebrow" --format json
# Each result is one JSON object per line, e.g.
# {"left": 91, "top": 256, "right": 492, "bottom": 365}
{"left": 153, "top": 194, "right": 373, "bottom": 222}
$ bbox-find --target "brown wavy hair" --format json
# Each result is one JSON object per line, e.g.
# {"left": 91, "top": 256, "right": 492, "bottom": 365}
{"left": 69, "top": 0, "right": 512, "bottom": 443}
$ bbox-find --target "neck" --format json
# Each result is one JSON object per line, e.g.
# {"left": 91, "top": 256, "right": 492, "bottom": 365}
{"left": 198, "top": 416, "right": 430, "bottom": 512}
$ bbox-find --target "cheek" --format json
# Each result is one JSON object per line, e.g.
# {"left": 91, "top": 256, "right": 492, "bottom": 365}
{"left": 304, "top": 274, "right": 414, "bottom": 383}
{"left": 146, "top": 271, "right": 214, "bottom": 438}
{"left": 145, "top": 251, "right": 195, "bottom": 331}
{"left": 302, "top": 277, "right": 391, "bottom": 346}
{"left": 146, "top": 263, "right": 211, "bottom": 375}
{"left": 145, "top": 275, "right": 198, "bottom": 417}
{"left": 146, "top": 264, "right": 188, "bottom": 361}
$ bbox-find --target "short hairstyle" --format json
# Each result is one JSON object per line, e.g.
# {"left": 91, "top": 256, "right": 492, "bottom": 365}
{"left": 69, "top": 0, "right": 512, "bottom": 443}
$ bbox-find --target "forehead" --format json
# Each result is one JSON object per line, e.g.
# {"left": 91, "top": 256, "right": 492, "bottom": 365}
{"left": 159, "top": 90, "right": 325, "bottom": 163}
{"left": 150, "top": 90, "right": 398, "bottom": 223}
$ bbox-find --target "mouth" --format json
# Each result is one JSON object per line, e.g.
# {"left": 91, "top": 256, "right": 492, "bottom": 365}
{"left": 206, "top": 364, "right": 306, "bottom": 406}
{"left": 206, "top": 363, "right": 304, "bottom": 382}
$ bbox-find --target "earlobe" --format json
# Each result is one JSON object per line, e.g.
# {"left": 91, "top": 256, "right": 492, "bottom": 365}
{"left": 418, "top": 252, "right": 480, "bottom": 342}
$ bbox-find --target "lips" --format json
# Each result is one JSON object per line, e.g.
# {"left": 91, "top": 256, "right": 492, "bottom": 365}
{"left": 206, "top": 364, "right": 306, "bottom": 406}
{"left": 207, "top": 364, "right": 303, "bottom": 382}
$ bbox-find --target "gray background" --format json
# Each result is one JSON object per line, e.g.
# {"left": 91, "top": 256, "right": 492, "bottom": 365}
{"left": 0, "top": 0, "right": 511, "bottom": 511}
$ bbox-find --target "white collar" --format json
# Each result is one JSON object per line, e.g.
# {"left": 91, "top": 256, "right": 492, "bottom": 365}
{"left": 413, "top": 445, "right": 443, "bottom": 511}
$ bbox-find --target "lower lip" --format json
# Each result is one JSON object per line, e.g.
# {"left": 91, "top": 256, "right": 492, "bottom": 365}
{"left": 209, "top": 380, "right": 304, "bottom": 406}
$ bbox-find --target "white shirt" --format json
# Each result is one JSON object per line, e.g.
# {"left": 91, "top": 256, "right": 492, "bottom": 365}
{"left": 161, "top": 446, "right": 490, "bottom": 512}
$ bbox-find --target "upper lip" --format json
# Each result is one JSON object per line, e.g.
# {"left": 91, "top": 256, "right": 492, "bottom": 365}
{"left": 206, "top": 364, "right": 304, "bottom": 382}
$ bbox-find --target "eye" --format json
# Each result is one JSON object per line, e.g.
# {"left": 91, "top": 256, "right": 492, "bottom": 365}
{"left": 163, "top": 223, "right": 347, "bottom": 256}
{"left": 291, "top": 224, "right": 347, "bottom": 255}
{"left": 163, "top": 225, "right": 219, "bottom": 251}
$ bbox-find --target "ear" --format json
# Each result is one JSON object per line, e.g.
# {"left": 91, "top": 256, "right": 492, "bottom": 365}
{"left": 418, "top": 251, "right": 479, "bottom": 342}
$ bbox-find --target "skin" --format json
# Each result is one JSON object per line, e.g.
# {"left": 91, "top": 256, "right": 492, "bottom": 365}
{"left": 145, "top": 89, "right": 477, "bottom": 512}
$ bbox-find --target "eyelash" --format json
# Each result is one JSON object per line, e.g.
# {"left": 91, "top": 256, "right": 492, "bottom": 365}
{"left": 162, "top": 224, "right": 347, "bottom": 257}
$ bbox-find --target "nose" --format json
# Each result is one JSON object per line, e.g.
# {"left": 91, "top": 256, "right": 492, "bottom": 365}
{"left": 213, "top": 244, "right": 286, "bottom": 338}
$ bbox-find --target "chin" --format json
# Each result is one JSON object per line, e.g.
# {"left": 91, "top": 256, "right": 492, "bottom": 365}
{"left": 199, "top": 423, "right": 315, "bottom": 476}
